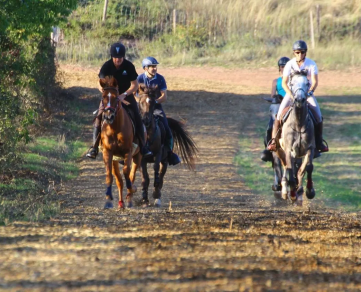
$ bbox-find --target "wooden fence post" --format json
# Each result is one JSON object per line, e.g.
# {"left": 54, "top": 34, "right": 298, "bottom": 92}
{"left": 316, "top": 5, "right": 321, "bottom": 39}
{"left": 102, "top": 0, "right": 109, "bottom": 22}
{"left": 310, "top": 10, "right": 315, "bottom": 49}
{"left": 173, "top": 9, "right": 177, "bottom": 34}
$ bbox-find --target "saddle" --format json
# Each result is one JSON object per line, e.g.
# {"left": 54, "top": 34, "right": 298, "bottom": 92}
{"left": 278, "top": 106, "right": 317, "bottom": 127}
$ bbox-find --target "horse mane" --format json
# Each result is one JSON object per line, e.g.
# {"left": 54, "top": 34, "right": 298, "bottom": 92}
{"left": 139, "top": 83, "right": 160, "bottom": 99}
{"left": 100, "top": 76, "right": 118, "bottom": 88}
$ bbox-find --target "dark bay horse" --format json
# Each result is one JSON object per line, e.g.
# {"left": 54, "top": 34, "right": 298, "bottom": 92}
{"left": 99, "top": 76, "right": 142, "bottom": 209}
{"left": 137, "top": 84, "right": 198, "bottom": 207}
{"left": 275, "top": 73, "right": 316, "bottom": 206}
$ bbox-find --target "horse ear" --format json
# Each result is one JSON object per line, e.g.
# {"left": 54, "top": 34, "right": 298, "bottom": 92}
{"left": 139, "top": 83, "right": 146, "bottom": 93}
{"left": 110, "top": 77, "right": 118, "bottom": 88}
{"left": 99, "top": 78, "right": 107, "bottom": 88}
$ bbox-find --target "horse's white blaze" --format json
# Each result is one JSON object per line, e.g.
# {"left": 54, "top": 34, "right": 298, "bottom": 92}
{"left": 107, "top": 101, "right": 111, "bottom": 107}
{"left": 108, "top": 92, "right": 112, "bottom": 98}
{"left": 146, "top": 97, "right": 151, "bottom": 104}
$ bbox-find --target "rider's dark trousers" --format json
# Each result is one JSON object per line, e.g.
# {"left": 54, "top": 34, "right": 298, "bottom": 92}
{"left": 155, "top": 104, "right": 172, "bottom": 143}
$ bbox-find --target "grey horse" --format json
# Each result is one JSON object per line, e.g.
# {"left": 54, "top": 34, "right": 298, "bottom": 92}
{"left": 275, "top": 73, "right": 316, "bottom": 205}
{"left": 263, "top": 95, "right": 302, "bottom": 200}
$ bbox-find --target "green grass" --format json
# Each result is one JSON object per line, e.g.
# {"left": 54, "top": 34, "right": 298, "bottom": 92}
{"left": 0, "top": 98, "right": 88, "bottom": 225}
{"left": 235, "top": 94, "right": 361, "bottom": 210}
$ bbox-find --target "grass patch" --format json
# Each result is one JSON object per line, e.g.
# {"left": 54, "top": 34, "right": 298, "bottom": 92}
{"left": 235, "top": 94, "right": 361, "bottom": 211}
{"left": 0, "top": 96, "right": 88, "bottom": 225}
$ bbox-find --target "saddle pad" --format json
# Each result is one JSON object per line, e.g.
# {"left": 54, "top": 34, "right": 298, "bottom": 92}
{"left": 278, "top": 106, "right": 291, "bottom": 122}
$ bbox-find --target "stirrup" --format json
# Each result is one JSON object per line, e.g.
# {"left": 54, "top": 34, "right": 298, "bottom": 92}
{"left": 86, "top": 146, "right": 98, "bottom": 159}
{"left": 317, "top": 139, "right": 329, "bottom": 153}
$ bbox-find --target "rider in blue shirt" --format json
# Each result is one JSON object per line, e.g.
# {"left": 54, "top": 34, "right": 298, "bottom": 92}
{"left": 137, "top": 57, "right": 181, "bottom": 166}
{"left": 261, "top": 56, "right": 290, "bottom": 162}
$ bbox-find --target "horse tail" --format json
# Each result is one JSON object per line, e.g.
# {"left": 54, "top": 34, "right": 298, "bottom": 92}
{"left": 167, "top": 117, "right": 198, "bottom": 170}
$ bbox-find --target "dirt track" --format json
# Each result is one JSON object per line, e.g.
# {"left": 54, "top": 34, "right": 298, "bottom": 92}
{"left": 1, "top": 65, "right": 361, "bottom": 291}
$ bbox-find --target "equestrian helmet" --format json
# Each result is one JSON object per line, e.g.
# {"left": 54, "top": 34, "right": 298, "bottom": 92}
{"left": 292, "top": 40, "right": 308, "bottom": 51}
{"left": 110, "top": 43, "right": 126, "bottom": 58}
{"left": 278, "top": 57, "right": 290, "bottom": 67}
{"left": 142, "top": 56, "right": 159, "bottom": 69}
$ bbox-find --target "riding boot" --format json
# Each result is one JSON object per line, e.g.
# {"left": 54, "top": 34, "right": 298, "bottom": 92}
{"left": 267, "top": 119, "right": 281, "bottom": 152}
{"left": 315, "top": 121, "right": 329, "bottom": 153}
{"left": 165, "top": 136, "right": 181, "bottom": 166}
{"left": 261, "top": 127, "right": 273, "bottom": 162}
{"left": 86, "top": 127, "right": 100, "bottom": 159}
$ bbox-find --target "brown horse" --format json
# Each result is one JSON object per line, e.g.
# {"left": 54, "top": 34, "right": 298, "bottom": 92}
{"left": 138, "top": 84, "right": 198, "bottom": 207}
{"left": 99, "top": 76, "right": 142, "bottom": 209}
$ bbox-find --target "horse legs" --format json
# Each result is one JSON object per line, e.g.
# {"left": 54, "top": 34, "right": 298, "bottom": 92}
{"left": 153, "top": 151, "right": 163, "bottom": 207}
{"left": 295, "top": 151, "right": 311, "bottom": 207}
{"left": 158, "top": 161, "right": 168, "bottom": 191}
{"left": 112, "top": 161, "right": 124, "bottom": 209}
{"left": 305, "top": 158, "right": 315, "bottom": 199}
{"left": 140, "top": 158, "right": 150, "bottom": 207}
{"left": 129, "top": 151, "right": 141, "bottom": 184}
{"left": 123, "top": 152, "right": 136, "bottom": 208}
{"left": 272, "top": 154, "right": 282, "bottom": 198}
{"left": 283, "top": 151, "right": 296, "bottom": 201}
{"left": 103, "top": 150, "right": 114, "bottom": 209}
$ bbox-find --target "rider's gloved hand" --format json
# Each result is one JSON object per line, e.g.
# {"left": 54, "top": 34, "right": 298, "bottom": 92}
{"left": 308, "top": 90, "right": 314, "bottom": 97}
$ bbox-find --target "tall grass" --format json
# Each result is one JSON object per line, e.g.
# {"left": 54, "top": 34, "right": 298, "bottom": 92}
{"left": 56, "top": 0, "right": 361, "bottom": 68}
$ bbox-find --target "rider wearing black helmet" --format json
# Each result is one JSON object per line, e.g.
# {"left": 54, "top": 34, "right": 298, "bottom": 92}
{"left": 268, "top": 40, "right": 328, "bottom": 154}
{"left": 86, "top": 42, "right": 152, "bottom": 159}
{"left": 137, "top": 57, "right": 181, "bottom": 165}
{"left": 261, "top": 56, "right": 289, "bottom": 162}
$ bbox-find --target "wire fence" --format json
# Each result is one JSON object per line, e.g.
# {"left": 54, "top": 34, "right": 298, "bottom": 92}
{"left": 55, "top": 1, "right": 361, "bottom": 64}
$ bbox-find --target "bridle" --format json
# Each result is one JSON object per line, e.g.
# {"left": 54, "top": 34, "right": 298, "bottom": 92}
{"left": 102, "top": 87, "right": 120, "bottom": 115}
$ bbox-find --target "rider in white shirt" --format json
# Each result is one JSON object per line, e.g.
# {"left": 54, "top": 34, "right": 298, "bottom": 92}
{"left": 268, "top": 40, "right": 329, "bottom": 154}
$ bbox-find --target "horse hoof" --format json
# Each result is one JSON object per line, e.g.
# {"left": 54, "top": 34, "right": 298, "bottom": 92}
{"left": 154, "top": 199, "right": 161, "bottom": 207}
{"left": 141, "top": 199, "right": 150, "bottom": 208}
{"left": 273, "top": 191, "right": 282, "bottom": 200}
{"left": 118, "top": 201, "right": 125, "bottom": 209}
{"left": 104, "top": 201, "right": 114, "bottom": 209}
{"left": 126, "top": 201, "right": 133, "bottom": 208}
{"left": 306, "top": 188, "right": 316, "bottom": 199}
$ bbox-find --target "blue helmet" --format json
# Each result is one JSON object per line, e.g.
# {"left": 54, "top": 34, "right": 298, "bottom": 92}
{"left": 142, "top": 57, "right": 159, "bottom": 69}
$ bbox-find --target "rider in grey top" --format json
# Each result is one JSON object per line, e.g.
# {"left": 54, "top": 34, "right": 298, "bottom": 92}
{"left": 267, "top": 40, "right": 329, "bottom": 154}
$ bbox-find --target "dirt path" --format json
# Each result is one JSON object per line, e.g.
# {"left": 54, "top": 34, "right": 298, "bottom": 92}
{"left": 1, "top": 65, "right": 361, "bottom": 291}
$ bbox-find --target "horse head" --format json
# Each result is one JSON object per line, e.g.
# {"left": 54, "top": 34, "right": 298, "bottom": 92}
{"left": 100, "top": 76, "right": 119, "bottom": 124}
{"left": 290, "top": 72, "right": 309, "bottom": 109}
{"left": 138, "top": 83, "right": 159, "bottom": 128}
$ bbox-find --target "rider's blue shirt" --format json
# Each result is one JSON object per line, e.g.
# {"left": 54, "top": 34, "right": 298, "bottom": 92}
{"left": 276, "top": 77, "right": 286, "bottom": 97}
{"left": 137, "top": 73, "right": 167, "bottom": 91}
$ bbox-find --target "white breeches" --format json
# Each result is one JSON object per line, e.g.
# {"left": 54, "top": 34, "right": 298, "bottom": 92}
{"left": 276, "top": 93, "right": 322, "bottom": 124}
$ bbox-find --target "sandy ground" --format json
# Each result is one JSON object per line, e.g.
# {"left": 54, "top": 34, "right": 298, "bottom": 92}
{"left": 0, "top": 65, "right": 361, "bottom": 291}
